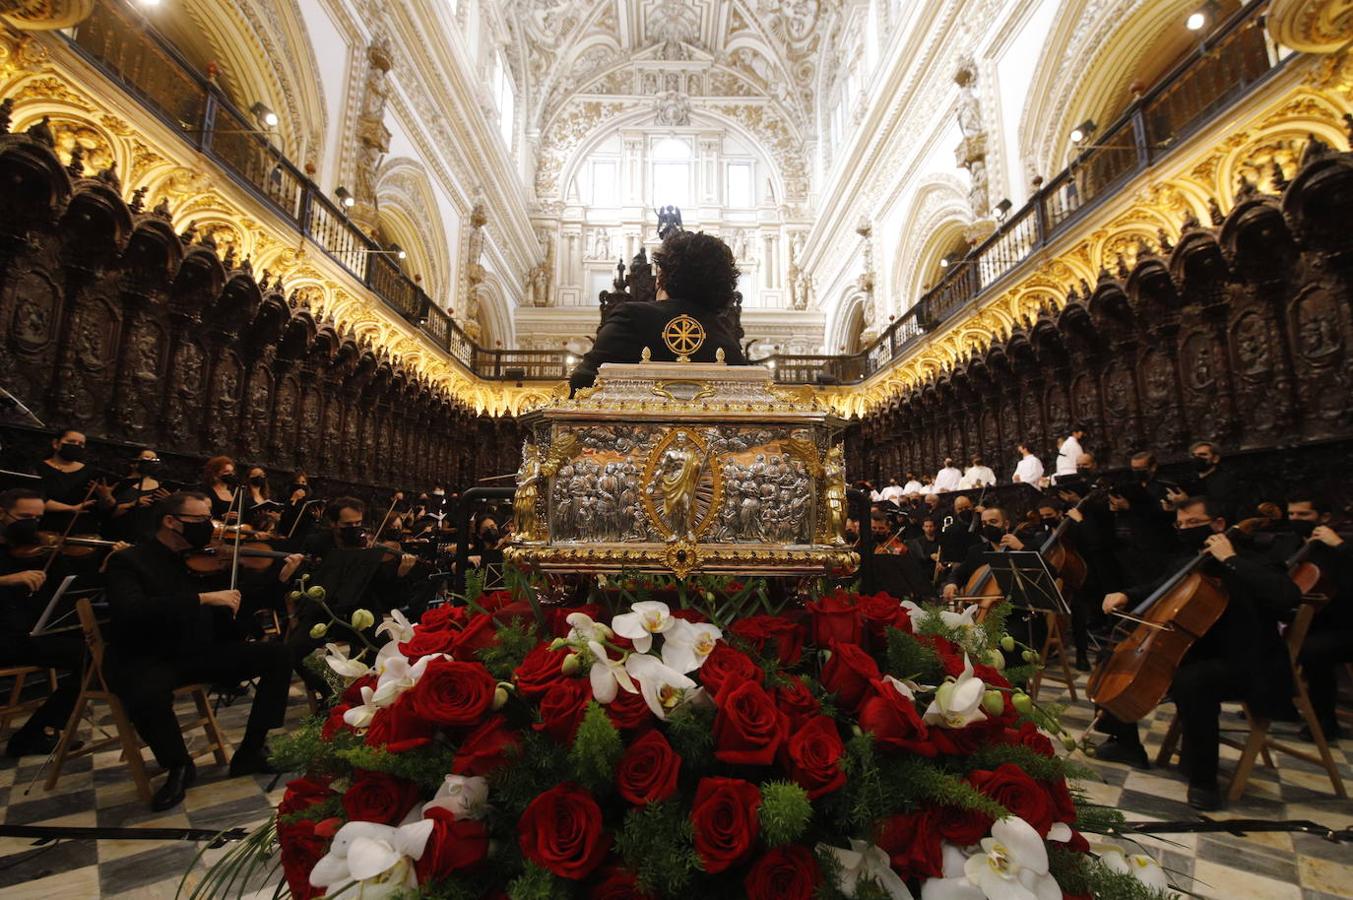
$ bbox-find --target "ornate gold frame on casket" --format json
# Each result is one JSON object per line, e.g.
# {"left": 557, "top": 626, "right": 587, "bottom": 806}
{"left": 504, "top": 353, "right": 859, "bottom": 579}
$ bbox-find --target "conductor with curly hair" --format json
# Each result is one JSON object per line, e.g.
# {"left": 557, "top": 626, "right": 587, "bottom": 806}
{"left": 569, "top": 231, "right": 747, "bottom": 394}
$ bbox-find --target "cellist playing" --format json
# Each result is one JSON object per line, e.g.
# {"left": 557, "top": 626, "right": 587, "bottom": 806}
{"left": 1094, "top": 496, "right": 1300, "bottom": 810}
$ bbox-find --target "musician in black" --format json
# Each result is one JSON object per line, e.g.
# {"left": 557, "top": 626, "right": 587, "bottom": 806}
{"left": 37, "top": 427, "right": 114, "bottom": 534}
{"left": 1279, "top": 496, "right": 1352, "bottom": 740}
{"left": 938, "top": 494, "right": 981, "bottom": 568}
{"left": 1097, "top": 496, "right": 1301, "bottom": 810}
{"left": 1108, "top": 451, "right": 1180, "bottom": 581}
{"left": 940, "top": 506, "right": 1027, "bottom": 602}
{"left": 103, "top": 492, "right": 302, "bottom": 810}
{"left": 0, "top": 488, "right": 87, "bottom": 758}
{"left": 568, "top": 230, "right": 746, "bottom": 394}
{"left": 1183, "top": 441, "right": 1245, "bottom": 522}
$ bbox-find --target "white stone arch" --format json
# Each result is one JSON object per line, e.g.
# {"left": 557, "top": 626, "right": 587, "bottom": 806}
{"left": 826, "top": 289, "right": 870, "bottom": 355}
{"left": 472, "top": 272, "right": 515, "bottom": 352}
{"left": 375, "top": 157, "right": 452, "bottom": 307}
{"left": 888, "top": 175, "right": 974, "bottom": 316}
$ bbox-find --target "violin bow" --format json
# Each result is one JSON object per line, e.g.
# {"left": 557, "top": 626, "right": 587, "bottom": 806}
{"left": 229, "top": 486, "right": 245, "bottom": 593}
{"left": 40, "top": 481, "right": 98, "bottom": 577}
{"left": 374, "top": 495, "right": 401, "bottom": 543}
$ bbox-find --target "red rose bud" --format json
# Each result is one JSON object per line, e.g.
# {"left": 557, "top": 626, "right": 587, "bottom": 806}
{"left": 784, "top": 715, "right": 846, "bottom": 798}
{"left": 616, "top": 729, "right": 681, "bottom": 805}
{"left": 406, "top": 658, "right": 497, "bottom": 727}
{"left": 713, "top": 680, "right": 788, "bottom": 765}
{"left": 743, "top": 844, "right": 821, "bottom": 900}
{"left": 819, "top": 641, "right": 881, "bottom": 711}
{"left": 518, "top": 783, "right": 610, "bottom": 880}
{"left": 690, "top": 777, "right": 761, "bottom": 874}
{"left": 806, "top": 591, "right": 863, "bottom": 647}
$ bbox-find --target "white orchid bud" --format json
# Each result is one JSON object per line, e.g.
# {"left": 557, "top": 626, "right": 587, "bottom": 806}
{"left": 309, "top": 622, "right": 329, "bottom": 640}
{"left": 350, "top": 608, "right": 375, "bottom": 631}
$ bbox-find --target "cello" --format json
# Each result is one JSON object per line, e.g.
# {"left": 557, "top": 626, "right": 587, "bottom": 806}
{"left": 1088, "top": 518, "right": 1265, "bottom": 722}
{"left": 1036, "top": 482, "right": 1110, "bottom": 592}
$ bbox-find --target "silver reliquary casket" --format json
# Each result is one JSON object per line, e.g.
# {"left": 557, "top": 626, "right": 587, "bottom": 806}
{"left": 505, "top": 348, "right": 858, "bottom": 579}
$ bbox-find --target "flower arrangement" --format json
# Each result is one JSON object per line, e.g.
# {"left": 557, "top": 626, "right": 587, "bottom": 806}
{"left": 207, "top": 578, "right": 1173, "bottom": 900}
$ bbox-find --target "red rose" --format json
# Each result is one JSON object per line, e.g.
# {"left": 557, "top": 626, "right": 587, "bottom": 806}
{"left": 341, "top": 771, "right": 421, "bottom": 825}
{"left": 931, "top": 720, "right": 995, "bottom": 756}
{"left": 278, "top": 818, "right": 327, "bottom": 900}
{"left": 784, "top": 715, "right": 845, "bottom": 799}
{"left": 806, "top": 591, "right": 862, "bottom": 646}
{"left": 974, "top": 662, "right": 1011, "bottom": 691}
{"left": 857, "top": 679, "right": 935, "bottom": 756}
{"left": 399, "top": 626, "right": 459, "bottom": 660}
{"left": 477, "top": 590, "right": 516, "bottom": 613}
{"left": 819, "top": 641, "right": 880, "bottom": 710}
{"left": 968, "top": 763, "right": 1054, "bottom": 835}
{"left": 590, "top": 864, "right": 656, "bottom": 899}
{"left": 1005, "top": 721, "right": 1056, "bottom": 758}
{"left": 744, "top": 845, "right": 821, "bottom": 900}
{"left": 698, "top": 643, "right": 763, "bottom": 697}
{"left": 415, "top": 807, "right": 490, "bottom": 881}
{"left": 406, "top": 658, "right": 497, "bottom": 727}
{"left": 453, "top": 714, "right": 520, "bottom": 776}
{"left": 616, "top": 730, "right": 681, "bottom": 805}
{"left": 935, "top": 803, "right": 994, "bottom": 846}
{"left": 1044, "top": 776, "right": 1077, "bottom": 824}
{"left": 535, "top": 678, "right": 592, "bottom": 743}
{"left": 774, "top": 677, "right": 820, "bottom": 731}
{"left": 419, "top": 603, "right": 468, "bottom": 632}
{"left": 278, "top": 776, "right": 334, "bottom": 819}
{"left": 877, "top": 810, "right": 944, "bottom": 880}
{"left": 341, "top": 673, "right": 376, "bottom": 706}
{"left": 518, "top": 783, "right": 610, "bottom": 879}
{"left": 364, "top": 700, "right": 435, "bottom": 753}
{"left": 321, "top": 703, "right": 353, "bottom": 740}
{"left": 605, "top": 686, "right": 652, "bottom": 731}
{"left": 450, "top": 613, "right": 499, "bottom": 659}
{"left": 713, "top": 680, "right": 788, "bottom": 765}
{"left": 515, "top": 642, "right": 571, "bottom": 698}
{"left": 858, "top": 592, "right": 908, "bottom": 645}
{"left": 690, "top": 777, "right": 761, "bottom": 874}
{"left": 729, "top": 615, "right": 805, "bottom": 666}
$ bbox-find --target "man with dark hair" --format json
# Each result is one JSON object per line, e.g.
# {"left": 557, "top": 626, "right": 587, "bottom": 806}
{"left": 1184, "top": 440, "right": 1244, "bottom": 520}
{"left": 0, "top": 488, "right": 88, "bottom": 757}
{"left": 1109, "top": 450, "right": 1180, "bottom": 580}
{"left": 1096, "top": 496, "right": 1301, "bottom": 809}
{"left": 941, "top": 506, "right": 1026, "bottom": 603}
{"left": 103, "top": 491, "right": 302, "bottom": 810}
{"left": 1279, "top": 495, "right": 1352, "bottom": 740}
{"left": 569, "top": 231, "right": 747, "bottom": 392}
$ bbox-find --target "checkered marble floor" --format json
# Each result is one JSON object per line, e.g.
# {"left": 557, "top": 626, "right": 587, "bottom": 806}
{"left": 0, "top": 667, "right": 1349, "bottom": 899}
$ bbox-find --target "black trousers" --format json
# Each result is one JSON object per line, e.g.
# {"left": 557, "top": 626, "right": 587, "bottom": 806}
{"left": 1300, "top": 628, "right": 1353, "bottom": 730}
{"left": 0, "top": 633, "right": 86, "bottom": 733}
{"left": 106, "top": 640, "right": 291, "bottom": 769}
{"left": 1100, "top": 657, "right": 1241, "bottom": 786}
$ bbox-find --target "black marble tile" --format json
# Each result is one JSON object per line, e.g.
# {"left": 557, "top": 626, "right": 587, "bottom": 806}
{"left": 186, "top": 793, "right": 272, "bottom": 833}
{"left": 96, "top": 797, "right": 168, "bottom": 829}
{"left": 1197, "top": 835, "right": 1301, "bottom": 884}
{"left": 1293, "top": 832, "right": 1353, "bottom": 865}
{"left": 0, "top": 839, "right": 97, "bottom": 889}
{"left": 4, "top": 789, "right": 96, "bottom": 825}
{"left": 1115, "top": 787, "right": 1195, "bottom": 820}
{"left": 98, "top": 841, "right": 201, "bottom": 895}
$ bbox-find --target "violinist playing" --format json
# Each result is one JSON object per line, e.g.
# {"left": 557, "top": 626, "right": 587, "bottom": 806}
{"left": 941, "top": 506, "right": 1026, "bottom": 603}
{"left": 1277, "top": 496, "right": 1352, "bottom": 742}
{"left": 108, "top": 447, "right": 170, "bottom": 543}
{"left": 38, "top": 427, "right": 114, "bottom": 538}
{"left": 1095, "top": 496, "right": 1301, "bottom": 810}
{"left": 286, "top": 497, "right": 418, "bottom": 700}
{"left": 102, "top": 492, "right": 303, "bottom": 811}
{"left": 0, "top": 488, "right": 86, "bottom": 758}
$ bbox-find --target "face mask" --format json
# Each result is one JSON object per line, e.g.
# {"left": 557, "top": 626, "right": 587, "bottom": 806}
{"left": 1132, "top": 469, "right": 1151, "bottom": 482}
{"left": 1193, "top": 457, "right": 1213, "bottom": 473}
{"left": 1177, "top": 523, "right": 1214, "bottom": 549}
{"left": 1076, "top": 466, "right": 1093, "bottom": 475}
{"left": 289, "top": 483, "right": 307, "bottom": 495}
{"left": 1040, "top": 516, "right": 1060, "bottom": 527}
{"left": 845, "top": 528, "right": 859, "bottom": 542}
{"left": 177, "top": 518, "right": 215, "bottom": 549}
{"left": 249, "top": 476, "right": 266, "bottom": 487}
{"left": 4, "top": 517, "right": 41, "bottom": 545}
{"left": 338, "top": 525, "right": 367, "bottom": 547}
{"left": 956, "top": 508, "right": 973, "bottom": 522}
{"left": 131, "top": 458, "right": 160, "bottom": 471}
{"left": 56, "top": 443, "right": 84, "bottom": 462}
{"left": 479, "top": 527, "right": 499, "bottom": 544}
{"left": 872, "top": 530, "right": 890, "bottom": 541}
{"left": 221, "top": 473, "right": 239, "bottom": 487}
{"left": 1289, "top": 519, "right": 1318, "bottom": 539}
{"left": 981, "top": 524, "right": 1006, "bottom": 543}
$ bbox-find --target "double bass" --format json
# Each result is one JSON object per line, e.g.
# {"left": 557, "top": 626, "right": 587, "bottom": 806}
{"left": 1088, "top": 518, "right": 1265, "bottom": 722}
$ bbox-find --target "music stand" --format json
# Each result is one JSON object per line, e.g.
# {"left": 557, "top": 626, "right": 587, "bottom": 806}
{"left": 28, "top": 576, "right": 103, "bottom": 637}
{"left": 981, "top": 550, "right": 1069, "bottom": 617}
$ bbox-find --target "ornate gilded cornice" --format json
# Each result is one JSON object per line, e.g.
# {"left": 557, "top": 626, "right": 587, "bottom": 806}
{"left": 1268, "top": 0, "right": 1353, "bottom": 53}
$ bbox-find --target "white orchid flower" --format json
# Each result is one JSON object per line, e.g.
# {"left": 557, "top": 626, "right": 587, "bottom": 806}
{"left": 423, "top": 774, "right": 489, "bottom": 820}
{"left": 1093, "top": 842, "right": 1170, "bottom": 892}
{"left": 588, "top": 640, "right": 638, "bottom": 704}
{"left": 625, "top": 652, "right": 696, "bottom": 719}
{"left": 819, "top": 839, "right": 914, "bottom": 899}
{"left": 372, "top": 652, "right": 442, "bottom": 708}
{"left": 611, "top": 601, "right": 677, "bottom": 653}
{"left": 376, "top": 609, "right": 415, "bottom": 644}
{"left": 566, "top": 611, "right": 610, "bottom": 644}
{"left": 324, "top": 642, "right": 370, "bottom": 679}
{"left": 923, "top": 654, "right": 988, "bottom": 730}
{"left": 342, "top": 685, "right": 380, "bottom": 731}
{"left": 921, "top": 818, "right": 1060, "bottom": 900}
{"left": 309, "top": 819, "right": 434, "bottom": 899}
{"left": 661, "top": 619, "right": 723, "bottom": 673}
{"left": 901, "top": 601, "right": 979, "bottom": 631}
{"left": 881, "top": 674, "right": 920, "bottom": 701}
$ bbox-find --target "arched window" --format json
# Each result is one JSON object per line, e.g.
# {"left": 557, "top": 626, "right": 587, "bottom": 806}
{"left": 492, "top": 52, "right": 515, "bottom": 151}
{"left": 652, "top": 137, "right": 691, "bottom": 208}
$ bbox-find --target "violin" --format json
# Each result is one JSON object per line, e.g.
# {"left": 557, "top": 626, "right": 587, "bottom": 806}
{"left": 1088, "top": 517, "right": 1266, "bottom": 722}
{"left": 9, "top": 533, "right": 121, "bottom": 559}
{"left": 183, "top": 541, "right": 307, "bottom": 576}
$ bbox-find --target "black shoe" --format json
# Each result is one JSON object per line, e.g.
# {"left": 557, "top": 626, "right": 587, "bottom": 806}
{"left": 5, "top": 727, "right": 57, "bottom": 758}
{"left": 1093, "top": 738, "right": 1150, "bottom": 769}
{"left": 229, "top": 747, "right": 276, "bottom": 777}
{"left": 151, "top": 761, "right": 197, "bottom": 811}
{"left": 1187, "top": 782, "right": 1223, "bottom": 811}
{"left": 1074, "top": 653, "right": 1091, "bottom": 673}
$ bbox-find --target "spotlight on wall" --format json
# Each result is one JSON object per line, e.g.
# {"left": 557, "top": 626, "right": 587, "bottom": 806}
{"left": 139, "top": 0, "right": 162, "bottom": 6}
{"left": 565, "top": 354, "right": 577, "bottom": 366}
{"left": 938, "top": 257, "right": 951, "bottom": 269}
{"left": 1069, "top": 119, "right": 1097, "bottom": 144}
{"left": 1186, "top": 10, "right": 1206, "bottom": 29}
{"left": 397, "top": 249, "right": 407, "bottom": 260}
{"left": 250, "top": 102, "right": 279, "bottom": 129}
{"left": 335, "top": 186, "right": 355, "bottom": 208}
{"left": 994, "top": 198, "right": 1012, "bottom": 219}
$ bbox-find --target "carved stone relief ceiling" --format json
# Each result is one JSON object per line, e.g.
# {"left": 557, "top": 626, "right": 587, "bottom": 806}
{"left": 494, "top": 0, "right": 841, "bottom": 204}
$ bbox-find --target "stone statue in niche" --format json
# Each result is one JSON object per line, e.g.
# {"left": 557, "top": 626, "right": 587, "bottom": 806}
{"left": 590, "top": 227, "right": 611, "bottom": 260}
{"left": 463, "top": 198, "right": 488, "bottom": 341}
{"left": 352, "top": 35, "right": 394, "bottom": 234}
{"left": 952, "top": 58, "right": 991, "bottom": 222}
